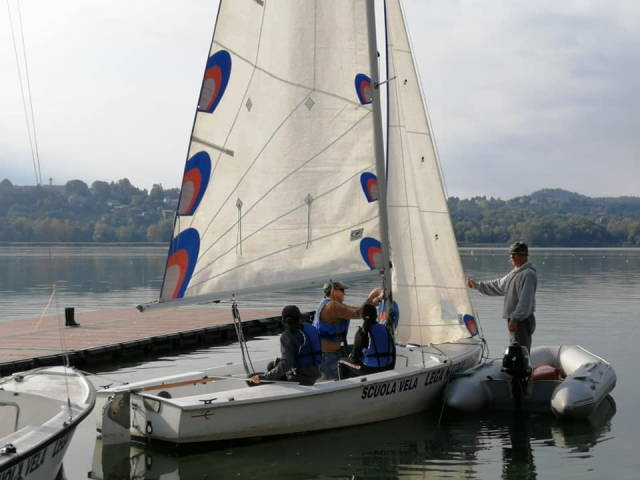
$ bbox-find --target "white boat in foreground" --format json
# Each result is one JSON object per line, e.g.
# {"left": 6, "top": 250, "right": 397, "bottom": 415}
{"left": 0, "top": 366, "right": 96, "bottom": 480}
{"left": 445, "top": 345, "right": 616, "bottom": 419}
{"left": 97, "top": 0, "right": 486, "bottom": 444}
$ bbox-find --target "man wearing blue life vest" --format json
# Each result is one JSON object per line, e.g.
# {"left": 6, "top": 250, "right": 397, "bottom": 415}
{"left": 313, "top": 280, "right": 383, "bottom": 380}
{"left": 338, "top": 303, "right": 395, "bottom": 379}
{"left": 250, "top": 305, "right": 321, "bottom": 386}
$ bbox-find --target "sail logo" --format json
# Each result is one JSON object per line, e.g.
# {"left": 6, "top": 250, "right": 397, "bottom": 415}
{"left": 354, "top": 73, "right": 373, "bottom": 104}
{"left": 359, "top": 237, "right": 382, "bottom": 269}
{"left": 360, "top": 172, "right": 379, "bottom": 202}
{"left": 162, "top": 228, "right": 200, "bottom": 299}
{"left": 463, "top": 314, "right": 479, "bottom": 336}
{"left": 178, "top": 151, "right": 211, "bottom": 216}
{"left": 198, "top": 50, "right": 231, "bottom": 113}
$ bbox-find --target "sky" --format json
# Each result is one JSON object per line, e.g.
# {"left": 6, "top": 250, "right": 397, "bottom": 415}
{"left": 1, "top": 0, "right": 638, "bottom": 200}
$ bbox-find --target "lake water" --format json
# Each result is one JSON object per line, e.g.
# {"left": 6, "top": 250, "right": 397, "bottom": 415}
{"left": 1, "top": 246, "right": 639, "bottom": 479}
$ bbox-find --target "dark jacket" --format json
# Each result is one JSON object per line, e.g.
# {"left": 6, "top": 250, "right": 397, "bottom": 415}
{"left": 261, "top": 324, "right": 321, "bottom": 384}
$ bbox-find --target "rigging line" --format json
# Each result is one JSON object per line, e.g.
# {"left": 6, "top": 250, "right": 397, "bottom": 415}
{"left": 49, "top": 260, "right": 74, "bottom": 420}
{"left": 252, "top": 0, "right": 267, "bottom": 65}
{"left": 197, "top": 94, "right": 311, "bottom": 244}
{"left": 405, "top": 129, "right": 430, "bottom": 136}
{"left": 6, "top": 0, "right": 39, "bottom": 185}
{"left": 187, "top": 215, "right": 379, "bottom": 290}
{"left": 231, "top": 300, "right": 255, "bottom": 376}
{"left": 193, "top": 83, "right": 370, "bottom": 245}
{"left": 196, "top": 99, "right": 371, "bottom": 259}
{"left": 393, "top": 283, "right": 468, "bottom": 290}
{"left": 387, "top": 204, "right": 448, "bottom": 214}
{"left": 16, "top": 0, "right": 42, "bottom": 185}
{"left": 397, "top": 0, "right": 448, "bottom": 201}
{"left": 400, "top": 323, "right": 468, "bottom": 328}
{"left": 191, "top": 172, "right": 376, "bottom": 278}
{"left": 213, "top": 39, "right": 365, "bottom": 109}
{"left": 192, "top": 158, "right": 376, "bottom": 279}
{"left": 383, "top": 1, "right": 396, "bottom": 335}
{"left": 34, "top": 283, "right": 56, "bottom": 331}
{"left": 313, "top": 0, "right": 317, "bottom": 90}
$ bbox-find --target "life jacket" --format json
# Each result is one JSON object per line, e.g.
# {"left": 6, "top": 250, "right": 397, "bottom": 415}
{"left": 312, "top": 298, "right": 349, "bottom": 343}
{"left": 362, "top": 323, "right": 394, "bottom": 368}
{"left": 295, "top": 323, "right": 322, "bottom": 368}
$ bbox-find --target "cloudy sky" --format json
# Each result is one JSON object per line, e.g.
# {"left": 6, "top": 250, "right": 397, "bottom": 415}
{"left": 1, "top": 0, "right": 638, "bottom": 199}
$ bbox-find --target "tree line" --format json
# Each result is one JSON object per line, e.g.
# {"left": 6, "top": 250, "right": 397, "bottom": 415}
{"left": 1, "top": 179, "right": 639, "bottom": 246}
{"left": 0, "top": 178, "right": 177, "bottom": 243}
{"left": 449, "top": 188, "right": 640, "bottom": 246}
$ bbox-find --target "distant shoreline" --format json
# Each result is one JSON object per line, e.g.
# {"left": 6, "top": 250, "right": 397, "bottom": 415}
{"left": 1, "top": 242, "right": 637, "bottom": 249}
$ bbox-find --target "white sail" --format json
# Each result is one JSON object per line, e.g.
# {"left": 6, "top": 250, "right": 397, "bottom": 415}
{"left": 385, "top": 0, "right": 477, "bottom": 345}
{"left": 160, "top": 0, "right": 382, "bottom": 303}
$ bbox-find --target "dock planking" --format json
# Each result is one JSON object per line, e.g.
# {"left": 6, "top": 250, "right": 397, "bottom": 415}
{"left": 0, "top": 306, "right": 285, "bottom": 376}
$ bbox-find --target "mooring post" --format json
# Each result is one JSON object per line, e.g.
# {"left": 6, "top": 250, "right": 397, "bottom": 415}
{"left": 65, "top": 307, "right": 80, "bottom": 327}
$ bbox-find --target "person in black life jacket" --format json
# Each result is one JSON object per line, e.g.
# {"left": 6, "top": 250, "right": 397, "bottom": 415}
{"left": 249, "top": 305, "right": 321, "bottom": 386}
{"left": 338, "top": 303, "right": 395, "bottom": 379}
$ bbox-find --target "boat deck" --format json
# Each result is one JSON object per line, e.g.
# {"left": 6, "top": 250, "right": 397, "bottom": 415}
{"left": 0, "top": 306, "right": 282, "bottom": 376}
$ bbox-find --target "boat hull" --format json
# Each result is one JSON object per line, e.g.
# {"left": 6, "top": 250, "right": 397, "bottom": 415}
{"left": 445, "top": 345, "right": 616, "bottom": 419}
{"left": 97, "top": 341, "right": 482, "bottom": 443}
{"left": 0, "top": 367, "right": 96, "bottom": 479}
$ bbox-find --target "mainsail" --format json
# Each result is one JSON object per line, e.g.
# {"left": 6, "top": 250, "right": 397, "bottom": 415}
{"left": 385, "top": 0, "right": 476, "bottom": 345}
{"left": 155, "top": 0, "right": 477, "bottom": 347}
{"left": 160, "top": 1, "right": 382, "bottom": 304}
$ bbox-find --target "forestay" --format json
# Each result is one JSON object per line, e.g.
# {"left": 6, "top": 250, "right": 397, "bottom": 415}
{"left": 385, "top": 0, "right": 476, "bottom": 345}
{"left": 160, "top": 0, "right": 382, "bottom": 304}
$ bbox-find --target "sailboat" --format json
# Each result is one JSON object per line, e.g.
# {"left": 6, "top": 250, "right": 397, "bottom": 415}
{"left": 0, "top": 366, "right": 96, "bottom": 479}
{"left": 96, "top": 0, "right": 485, "bottom": 444}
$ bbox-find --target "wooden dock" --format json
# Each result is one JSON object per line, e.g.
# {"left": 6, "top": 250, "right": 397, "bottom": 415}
{"left": 0, "top": 306, "right": 286, "bottom": 376}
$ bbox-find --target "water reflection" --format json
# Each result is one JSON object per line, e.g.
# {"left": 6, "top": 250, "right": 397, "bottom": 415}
{"left": 90, "top": 397, "right": 615, "bottom": 480}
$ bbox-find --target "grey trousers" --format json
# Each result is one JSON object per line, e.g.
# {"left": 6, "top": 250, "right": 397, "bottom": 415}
{"left": 509, "top": 314, "right": 536, "bottom": 352}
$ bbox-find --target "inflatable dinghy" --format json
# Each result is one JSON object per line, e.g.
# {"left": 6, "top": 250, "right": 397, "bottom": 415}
{"left": 445, "top": 345, "right": 616, "bottom": 419}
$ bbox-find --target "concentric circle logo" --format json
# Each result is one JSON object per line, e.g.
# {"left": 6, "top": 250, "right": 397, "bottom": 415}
{"left": 162, "top": 228, "right": 200, "bottom": 299}
{"left": 355, "top": 73, "right": 373, "bottom": 105}
{"left": 178, "top": 151, "right": 211, "bottom": 216}
{"left": 198, "top": 50, "right": 232, "bottom": 113}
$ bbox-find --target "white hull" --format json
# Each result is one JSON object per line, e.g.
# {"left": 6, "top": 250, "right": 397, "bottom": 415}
{"left": 97, "top": 341, "right": 482, "bottom": 444}
{"left": 0, "top": 367, "right": 96, "bottom": 480}
{"left": 445, "top": 345, "right": 616, "bottom": 419}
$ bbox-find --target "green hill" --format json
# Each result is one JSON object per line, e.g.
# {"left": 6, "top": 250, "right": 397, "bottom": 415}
{"left": 0, "top": 178, "right": 178, "bottom": 242}
{"left": 1, "top": 179, "right": 638, "bottom": 246}
{"left": 449, "top": 188, "right": 640, "bottom": 246}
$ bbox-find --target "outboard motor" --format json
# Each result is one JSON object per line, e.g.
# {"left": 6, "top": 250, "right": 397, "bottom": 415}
{"left": 502, "top": 342, "right": 532, "bottom": 408}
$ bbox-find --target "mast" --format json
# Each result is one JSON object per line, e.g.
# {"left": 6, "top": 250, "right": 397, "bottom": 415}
{"left": 365, "top": 1, "right": 393, "bottom": 312}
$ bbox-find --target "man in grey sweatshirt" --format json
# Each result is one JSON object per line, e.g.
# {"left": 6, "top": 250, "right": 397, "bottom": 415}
{"left": 467, "top": 242, "right": 537, "bottom": 351}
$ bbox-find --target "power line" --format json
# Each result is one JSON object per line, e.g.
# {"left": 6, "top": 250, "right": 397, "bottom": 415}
{"left": 7, "top": 0, "right": 42, "bottom": 185}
